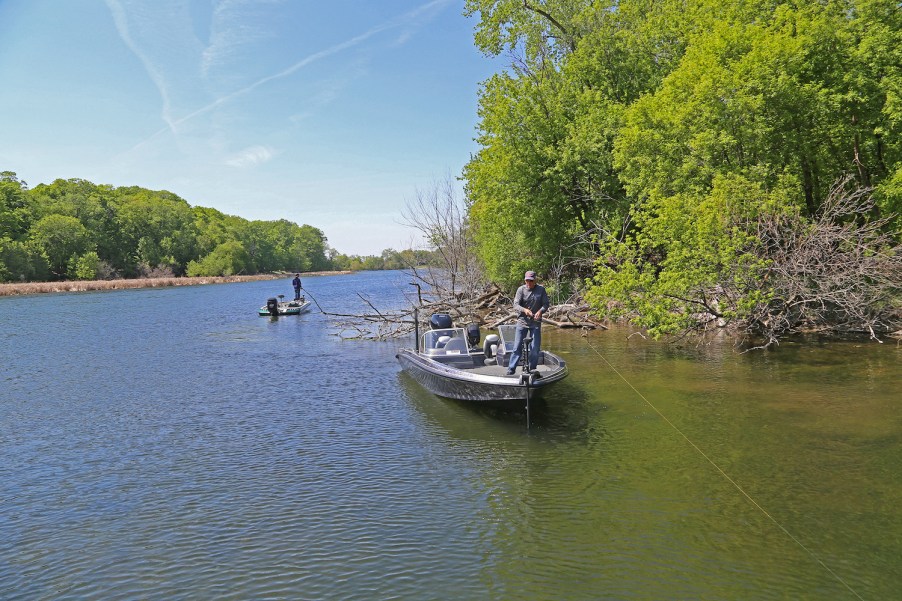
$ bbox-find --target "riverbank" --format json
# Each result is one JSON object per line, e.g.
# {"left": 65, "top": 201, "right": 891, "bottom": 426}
{"left": 0, "top": 271, "right": 351, "bottom": 297}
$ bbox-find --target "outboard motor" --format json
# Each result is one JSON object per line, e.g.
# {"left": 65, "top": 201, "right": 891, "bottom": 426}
{"left": 266, "top": 297, "right": 279, "bottom": 316}
{"left": 429, "top": 313, "right": 452, "bottom": 330}
{"left": 466, "top": 323, "right": 480, "bottom": 347}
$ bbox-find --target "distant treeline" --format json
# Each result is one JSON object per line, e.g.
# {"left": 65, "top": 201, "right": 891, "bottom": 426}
{"left": 0, "top": 172, "right": 431, "bottom": 282}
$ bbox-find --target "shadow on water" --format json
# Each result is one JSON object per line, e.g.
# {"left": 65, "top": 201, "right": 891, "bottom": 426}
{"left": 396, "top": 371, "right": 605, "bottom": 443}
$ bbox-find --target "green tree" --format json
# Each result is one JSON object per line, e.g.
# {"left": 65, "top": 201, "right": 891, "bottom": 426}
{"left": 329, "top": 251, "right": 352, "bottom": 271}
{"left": 586, "top": 174, "right": 778, "bottom": 337}
{"left": 28, "top": 214, "right": 93, "bottom": 278}
{"left": 293, "top": 225, "right": 329, "bottom": 271}
{"left": 463, "top": 0, "right": 694, "bottom": 287}
{"left": 852, "top": 0, "right": 902, "bottom": 222}
{"left": 236, "top": 220, "right": 278, "bottom": 273}
{"left": 186, "top": 240, "right": 250, "bottom": 276}
{"left": 193, "top": 206, "right": 238, "bottom": 258}
{"left": 381, "top": 248, "right": 405, "bottom": 270}
{"left": 0, "top": 171, "right": 32, "bottom": 240}
{"left": 69, "top": 251, "right": 101, "bottom": 280}
{"left": 614, "top": 4, "right": 893, "bottom": 215}
{"left": 113, "top": 188, "right": 197, "bottom": 276}
{"left": 29, "top": 178, "right": 113, "bottom": 232}
{"left": 233, "top": 219, "right": 329, "bottom": 273}
{"left": 0, "top": 237, "right": 50, "bottom": 282}
{"left": 360, "top": 255, "right": 385, "bottom": 271}
{"left": 587, "top": 0, "right": 902, "bottom": 337}
{"left": 0, "top": 172, "right": 344, "bottom": 282}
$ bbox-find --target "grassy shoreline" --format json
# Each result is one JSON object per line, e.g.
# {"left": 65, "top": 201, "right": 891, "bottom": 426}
{"left": 0, "top": 271, "right": 350, "bottom": 297}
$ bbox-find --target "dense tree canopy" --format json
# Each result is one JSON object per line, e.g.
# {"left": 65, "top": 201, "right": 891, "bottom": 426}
{"left": 463, "top": 0, "right": 901, "bottom": 339}
{"left": 0, "top": 175, "right": 334, "bottom": 281}
{"left": 0, "top": 173, "right": 450, "bottom": 283}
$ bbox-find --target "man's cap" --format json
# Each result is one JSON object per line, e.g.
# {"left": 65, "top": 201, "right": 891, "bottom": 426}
{"left": 524, "top": 271, "right": 536, "bottom": 280}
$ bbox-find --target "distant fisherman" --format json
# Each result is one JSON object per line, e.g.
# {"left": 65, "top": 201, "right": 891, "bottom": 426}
{"left": 292, "top": 273, "right": 302, "bottom": 300}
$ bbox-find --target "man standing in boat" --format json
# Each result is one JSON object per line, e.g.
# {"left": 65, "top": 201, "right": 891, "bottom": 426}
{"left": 506, "top": 270, "right": 549, "bottom": 375}
{"left": 292, "top": 273, "right": 302, "bottom": 300}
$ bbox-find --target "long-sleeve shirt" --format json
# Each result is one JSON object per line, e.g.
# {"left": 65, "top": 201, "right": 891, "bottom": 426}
{"left": 513, "top": 284, "right": 549, "bottom": 327}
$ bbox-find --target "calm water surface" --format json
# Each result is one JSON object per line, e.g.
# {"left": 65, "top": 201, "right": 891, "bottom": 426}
{"left": 1, "top": 270, "right": 900, "bottom": 600}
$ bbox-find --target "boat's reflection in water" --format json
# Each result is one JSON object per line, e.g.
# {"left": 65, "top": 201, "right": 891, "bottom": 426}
{"left": 397, "top": 370, "right": 601, "bottom": 441}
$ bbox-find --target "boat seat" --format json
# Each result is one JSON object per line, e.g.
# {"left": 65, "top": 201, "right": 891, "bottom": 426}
{"left": 435, "top": 335, "right": 451, "bottom": 349}
{"left": 443, "top": 338, "right": 467, "bottom": 354}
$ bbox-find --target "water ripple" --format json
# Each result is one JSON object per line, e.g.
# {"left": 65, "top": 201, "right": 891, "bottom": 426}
{"left": 1, "top": 276, "right": 900, "bottom": 600}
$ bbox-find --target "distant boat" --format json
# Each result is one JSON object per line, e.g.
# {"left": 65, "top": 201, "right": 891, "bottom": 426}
{"left": 396, "top": 313, "right": 568, "bottom": 403}
{"left": 259, "top": 294, "right": 311, "bottom": 316}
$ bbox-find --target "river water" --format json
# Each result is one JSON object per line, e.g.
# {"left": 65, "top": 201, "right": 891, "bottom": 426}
{"left": 1, "top": 270, "right": 899, "bottom": 600}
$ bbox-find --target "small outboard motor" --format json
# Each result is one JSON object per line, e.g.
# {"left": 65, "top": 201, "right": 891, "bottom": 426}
{"left": 466, "top": 323, "right": 480, "bottom": 347}
{"left": 430, "top": 313, "right": 452, "bottom": 330}
{"left": 266, "top": 297, "right": 279, "bottom": 316}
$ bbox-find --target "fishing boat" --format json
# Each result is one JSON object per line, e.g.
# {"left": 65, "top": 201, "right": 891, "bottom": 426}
{"left": 258, "top": 294, "right": 311, "bottom": 317}
{"left": 396, "top": 313, "right": 568, "bottom": 403}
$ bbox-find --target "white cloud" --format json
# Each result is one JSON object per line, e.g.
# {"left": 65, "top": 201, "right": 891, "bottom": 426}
{"left": 225, "top": 145, "right": 275, "bottom": 167}
{"left": 202, "top": 0, "right": 280, "bottom": 79}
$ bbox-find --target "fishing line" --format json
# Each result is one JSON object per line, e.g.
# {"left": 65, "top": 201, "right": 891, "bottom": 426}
{"left": 301, "top": 287, "right": 327, "bottom": 314}
{"left": 583, "top": 337, "right": 864, "bottom": 601}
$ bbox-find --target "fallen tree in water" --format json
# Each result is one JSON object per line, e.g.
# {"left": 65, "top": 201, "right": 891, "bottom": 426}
{"left": 321, "top": 175, "right": 605, "bottom": 339}
{"left": 587, "top": 176, "right": 901, "bottom": 348}
{"left": 743, "top": 180, "right": 902, "bottom": 347}
{"left": 319, "top": 281, "right": 606, "bottom": 340}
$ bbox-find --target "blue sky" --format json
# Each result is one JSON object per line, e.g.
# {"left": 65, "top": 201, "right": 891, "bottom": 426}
{"left": 0, "top": 0, "right": 501, "bottom": 256}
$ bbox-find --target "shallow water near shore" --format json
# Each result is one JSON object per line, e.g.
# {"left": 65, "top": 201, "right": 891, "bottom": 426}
{"left": 2, "top": 270, "right": 900, "bottom": 600}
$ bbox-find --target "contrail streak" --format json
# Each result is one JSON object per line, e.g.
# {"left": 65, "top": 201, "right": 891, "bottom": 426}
{"left": 125, "top": 0, "right": 454, "bottom": 152}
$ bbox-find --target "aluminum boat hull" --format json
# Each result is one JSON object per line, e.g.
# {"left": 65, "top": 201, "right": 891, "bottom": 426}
{"left": 396, "top": 347, "right": 568, "bottom": 402}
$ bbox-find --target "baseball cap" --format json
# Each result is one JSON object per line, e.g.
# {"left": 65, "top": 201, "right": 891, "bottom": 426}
{"left": 524, "top": 271, "right": 536, "bottom": 280}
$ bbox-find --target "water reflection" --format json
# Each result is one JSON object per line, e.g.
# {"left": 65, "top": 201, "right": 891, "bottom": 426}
{"left": 397, "top": 369, "right": 604, "bottom": 443}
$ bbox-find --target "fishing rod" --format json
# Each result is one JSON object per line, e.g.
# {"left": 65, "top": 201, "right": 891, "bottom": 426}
{"left": 300, "top": 286, "right": 327, "bottom": 314}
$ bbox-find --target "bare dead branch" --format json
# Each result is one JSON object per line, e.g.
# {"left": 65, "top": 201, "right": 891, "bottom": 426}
{"left": 742, "top": 176, "right": 901, "bottom": 346}
{"left": 324, "top": 175, "right": 609, "bottom": 339}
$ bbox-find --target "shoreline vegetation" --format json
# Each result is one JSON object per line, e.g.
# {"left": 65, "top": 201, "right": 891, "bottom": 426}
{"left": 0, "top": 271, "right": 350, "bottom": 297}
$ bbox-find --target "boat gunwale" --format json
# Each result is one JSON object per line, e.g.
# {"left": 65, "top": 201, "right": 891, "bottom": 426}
{"left": 396, "top": 347, "right": 569, "bottom": 389}
{"left": 258, "top": 300, "right": 312, "bottom": 316}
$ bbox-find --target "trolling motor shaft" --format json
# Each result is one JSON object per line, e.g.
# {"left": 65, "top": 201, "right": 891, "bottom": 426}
{"left": 521, "top": 331, "right": 533, "bottom": 372}
{"left": 520, "top": 314, "right": 534, "bottom": 374}
{"left": 521, "top": 321, "right": 534, "bottom": 430}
